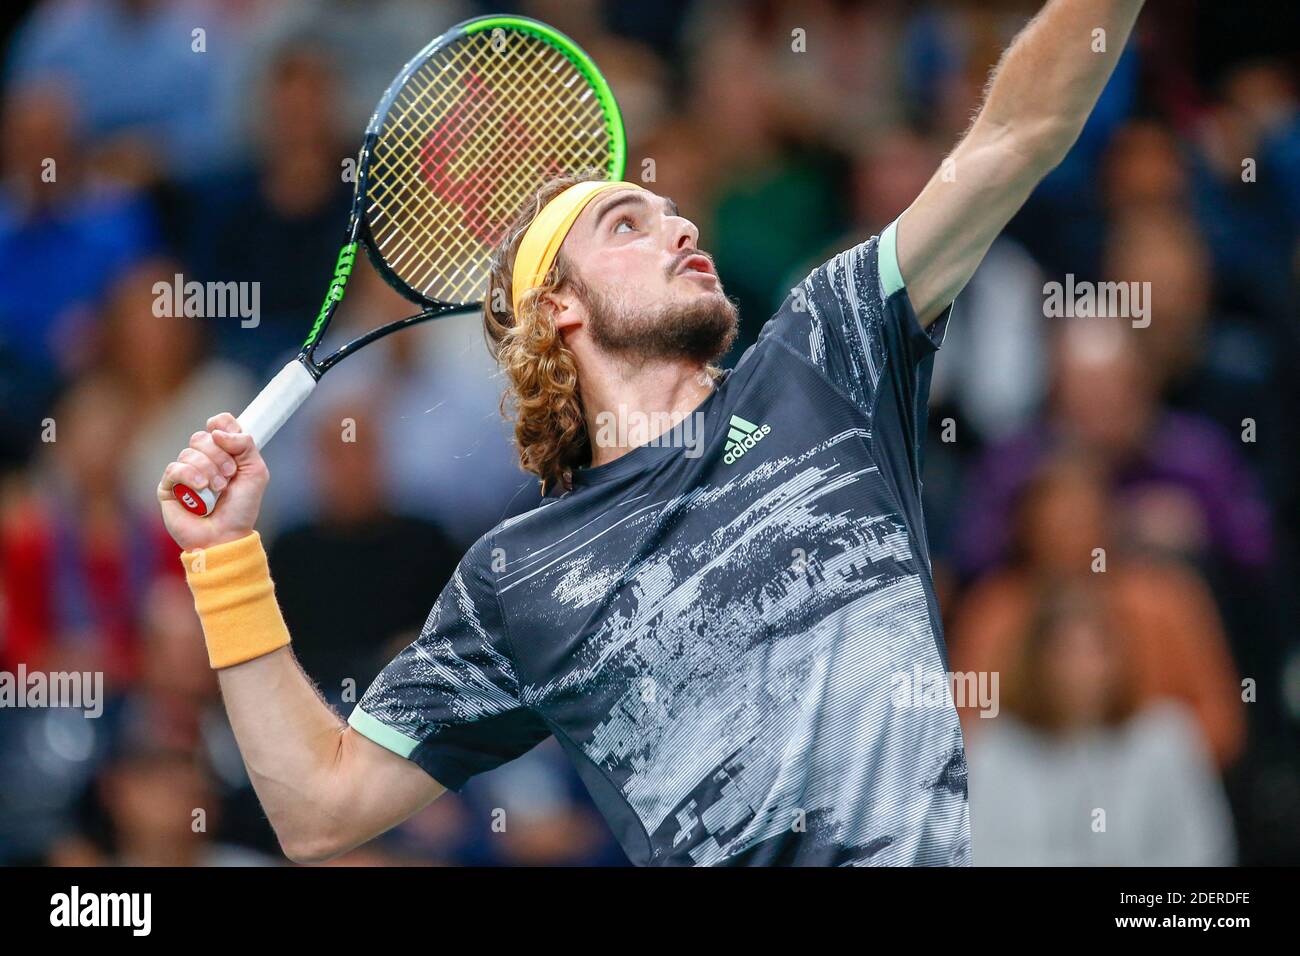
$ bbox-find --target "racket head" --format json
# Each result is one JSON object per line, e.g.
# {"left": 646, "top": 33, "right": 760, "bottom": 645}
{"left": 358, "top": 15, "right": 627, "bottom": 311}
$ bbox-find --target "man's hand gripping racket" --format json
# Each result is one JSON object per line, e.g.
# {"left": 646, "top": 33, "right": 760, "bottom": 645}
{"left": 157, "top": 15, "right": 626, "bottom": 544}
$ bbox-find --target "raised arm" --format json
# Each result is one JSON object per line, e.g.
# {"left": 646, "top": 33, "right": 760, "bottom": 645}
{"left": 899, "top": 0, "right": 1145, "bottom": 325}
{"left": 158, "top": 415, "right": 444, "bottom": 864}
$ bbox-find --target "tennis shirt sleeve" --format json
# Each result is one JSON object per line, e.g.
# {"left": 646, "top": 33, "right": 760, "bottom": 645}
{"left": 758, "top": 217, "right": 952, "bottom": 418}
{"left": 347, "top": 534, "right": 550, "bottom": 791}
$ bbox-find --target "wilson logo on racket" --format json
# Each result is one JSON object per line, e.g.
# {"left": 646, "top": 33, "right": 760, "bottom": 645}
{"left": 420, "top": 70, "right": 546, "bottom": 247}
{"left": 723, "top": 415, "right": 771, "bottom": 465}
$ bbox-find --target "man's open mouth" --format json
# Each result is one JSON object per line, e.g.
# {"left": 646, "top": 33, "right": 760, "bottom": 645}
{"left": 677, "top": 253, "right": 716, "bottom": 277}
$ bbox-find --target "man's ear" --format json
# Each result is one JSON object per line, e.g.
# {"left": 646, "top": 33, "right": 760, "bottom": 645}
{"left": 545, "top": 286, "right": 583, "bottom": 333}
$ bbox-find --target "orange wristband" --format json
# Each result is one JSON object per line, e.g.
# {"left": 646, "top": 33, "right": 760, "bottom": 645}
{"left": 180, "top": 532, "right": 292, "bottom": 669}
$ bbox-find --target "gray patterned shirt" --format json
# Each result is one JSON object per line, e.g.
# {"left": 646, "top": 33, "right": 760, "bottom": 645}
{"left": 349, "top": 220, "right": 972, "bottom": 866}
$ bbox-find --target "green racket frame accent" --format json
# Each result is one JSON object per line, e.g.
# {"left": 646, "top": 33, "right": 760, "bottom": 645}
{"left": 305, "top": 242, "right": 359, "bottom": 349}
{"left": 464, "top": 15, "right": 627, "bottom": 181}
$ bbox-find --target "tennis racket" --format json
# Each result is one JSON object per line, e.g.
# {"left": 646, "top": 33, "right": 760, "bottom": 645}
{"left": 172, "top": 14, "right": 627, "bottom": 516}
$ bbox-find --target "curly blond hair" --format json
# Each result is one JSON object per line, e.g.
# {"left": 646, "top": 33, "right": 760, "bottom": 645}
{"left": 482, "top": 169, "right": 606, "bottom": 494}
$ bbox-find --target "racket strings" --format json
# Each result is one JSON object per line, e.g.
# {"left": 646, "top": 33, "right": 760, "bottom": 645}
{"left": 375, "top": 43, "right": 604, "bottom": 295}
{"left": 374, "top": 39, "right": 590, "bottom": 219}
{"left": 367, "top": 29, "right": 613, "bottom": 304}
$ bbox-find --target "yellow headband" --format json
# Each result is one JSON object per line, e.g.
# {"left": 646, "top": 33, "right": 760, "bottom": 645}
{"left": 511, "top": 180, "right": 645, "bottom": 315}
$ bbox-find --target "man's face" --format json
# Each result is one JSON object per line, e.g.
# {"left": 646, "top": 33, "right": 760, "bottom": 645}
{"left": 552, "top": 187, "right": 737, "bottom": 364}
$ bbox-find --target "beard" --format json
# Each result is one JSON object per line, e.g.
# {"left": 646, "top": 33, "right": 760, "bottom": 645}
{"left": 577, "top": 271, "right": 738, "bottom": 366}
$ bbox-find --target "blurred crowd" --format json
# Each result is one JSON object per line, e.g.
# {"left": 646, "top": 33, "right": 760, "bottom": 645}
{"left": 0, "top": 0, "right": 1297, "bottom": 866}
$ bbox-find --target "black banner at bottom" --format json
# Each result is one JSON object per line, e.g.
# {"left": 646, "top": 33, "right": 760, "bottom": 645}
{"left": 0, "top": 865, "right": 1283, "bottom": 941}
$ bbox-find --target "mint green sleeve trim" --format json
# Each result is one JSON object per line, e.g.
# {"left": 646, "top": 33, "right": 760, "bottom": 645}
{"left": 348, "top": 706, "right": 421, "bottom": 758}
{"left": 878, "top": 218, "right": 906, "bottom": 298}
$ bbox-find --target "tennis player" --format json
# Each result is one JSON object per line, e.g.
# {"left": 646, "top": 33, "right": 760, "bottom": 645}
{"left": 160, "top": 0, "right": 1144, "bottom": 866}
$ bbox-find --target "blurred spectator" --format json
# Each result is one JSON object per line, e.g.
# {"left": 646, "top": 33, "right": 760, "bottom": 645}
{"left": 118, "top": 577, "right": 221, "bottom": 754}
{"left": 267, "top": 390, "right": 461, "bottom": 703}
{"left": 627, "top": 118, "right": 717, "bottom": 229}
{"left": 0, "top": 80, "right": 158, "bottom": 455}
{"left": 125, "top": 575, "right": 275, "bottom": 856}
{"left": 5, "top": 0, "right": 244, "bottom": 183}
{"left": 951, "top": 316, "right": 1284, "bottom": 722}
{"left": 927, "top": 237, "right": 1047, "bottom": 444}
{"left": 0, "top": 377, "right": 178, "bottom": 687}
{"left": 3, "top": 574, "right": 267, "bottom": 866}
{"left": 93, "top": 257, "right": 256, "bottom": 518}
{"left": 950, "top": 451, "right": 1245, "bottom": 768}
{"left": 967, "top": 583, "right": 1236, "bottom": 865}
{"left": 953, "top": 318, "right": 1273, "bottom": 582}
{"left": 1104, "top": 211, "right": 1287, "bottom": 505}
{"left": 1191, "top": 61, "right": 1300, "bottom": 320}
{"left": 53, "top": 740, "right": 275, "bottom": 866}
{"left": 686, "top": 0, "right": 906, "bottom": 146}
{"left": 578, "top": 32, "right": 673, "bottom": 150}
{"left": 247, "top": 0, "right": 469, "bottom": 137}
{"left": 849, "top": 125, "right": 942, "bottom": 234}
{"left": 196, "top": 39, "right": 352, "bottom": 376}
{"left": 1101, "top": 120, "right": 1189, "bottom": 216}
{"left": 1107, "top": 212, "right": 1279, "bottom": 460}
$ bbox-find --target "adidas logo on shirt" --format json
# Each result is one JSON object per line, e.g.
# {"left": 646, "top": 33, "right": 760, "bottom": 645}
{"left": 723, "top": 414, "right": 772, "bottom": 465}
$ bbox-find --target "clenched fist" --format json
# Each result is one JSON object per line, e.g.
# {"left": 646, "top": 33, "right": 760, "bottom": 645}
{"left": 157, "top": 413, "right": 270, "bottom": 551}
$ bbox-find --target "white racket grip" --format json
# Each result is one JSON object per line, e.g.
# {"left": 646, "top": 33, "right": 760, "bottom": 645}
{"left": 173, "top": 359, "right": 318, "bottom": 517}
{"left": 238, "top": 358, "right": 319, "bottom": 451}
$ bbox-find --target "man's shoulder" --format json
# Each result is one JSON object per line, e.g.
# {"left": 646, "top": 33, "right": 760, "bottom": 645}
{"left": 750, "top": 230, "right": 896, "bottom": 353}
{"left": 464, "top": 494, "right": 571, "bottom": 563}
{"left": 731, "top": 229, "right": 899, "bottom": 412}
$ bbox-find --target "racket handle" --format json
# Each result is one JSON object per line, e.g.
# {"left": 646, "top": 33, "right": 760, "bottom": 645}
{"left": 172, "top": 358, "right": 318, "bottom": 517}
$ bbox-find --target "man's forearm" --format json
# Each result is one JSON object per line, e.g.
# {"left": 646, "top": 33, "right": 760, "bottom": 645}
{"left": 185, "top": 534, "right": 442, "bottom": 862}
{"left": 896, "top": 0, "right": 1145, "bottom": 322}
{"left": 978, "top": 0, "right": 1145, "bottom": 163}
